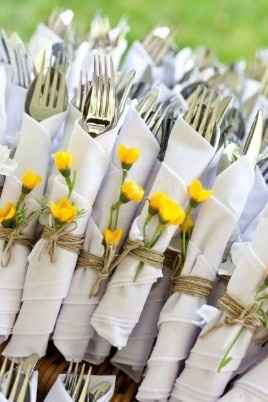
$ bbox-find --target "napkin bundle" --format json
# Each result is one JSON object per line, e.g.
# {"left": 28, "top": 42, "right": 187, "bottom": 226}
{"left": 171, "top": 202, "right": 268, "bottom": 402}
{"left": 137, "top": 156, "right": 255, "bottom": 402}
{"left": 0, "top": 111, "right": 65, "bottom": 344}
{"left": 111, "top": 267, "right": 171, "bottom": 382}
{"left": 4, "top": 118, "right": 121, "bottom": 358}
{"left": 91, "top": 117, "right": 216, "bottom": 349}
{"left": 53, "top": 106, "right": 160, "bottom": 362}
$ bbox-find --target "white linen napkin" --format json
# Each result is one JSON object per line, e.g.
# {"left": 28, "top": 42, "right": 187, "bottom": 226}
{"left": 4, "top": 82, "right": 26, "bottom": 149}
{"left": 111, "top": 268, "right": 170, "bottom": 382}
{"left": 91, "top": 117, "right": 216, "bottom": 349}
{"left": 122, "top": 41, "right": 154, "bottom": 83}
{"left": 219, "top": 357, "right": 268, "bottom": 402}
{"left": 0, "top": 112, "right": 66, "bottom": 344}
{"left": 4, "top": 120, "right": 120, "bottom": 358}
{"left": 0, "top": 64, "right": 8, "bottom": 145}
{"left": 28, "top": 23, "right": 62, "bottom": 62}
{"left": 84, "top": 331, "right": 112, "bottom": 365}
{"left": 0, "top": 371, "right": 38, "bottom": 402}
{"left": 137, "top": 156, "right": 255, "bottom": 402}
{"left": 171, "top": 202, "right": 268, "bottom": 402}
{"left": 53, "top": 106, "right": 160, "bottom": 361}
{"left": 44, "top": 374, "right": 115, "bottom": 402}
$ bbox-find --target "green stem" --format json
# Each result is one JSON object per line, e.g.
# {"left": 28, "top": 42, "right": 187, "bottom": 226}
{"left": 180, "top": 204, "right": 193, "bottom": 260}
{"left": 134, "top": 261, "right": 144, "bottom": 281}
{"left": 16, "top": 192, "right": 26, "bottom": 211}
{"left": 217, "top": 327, "right": 245, "bottom": 372}
{"left": 65, "top": 175, "right": 73, "bottom": 198}
{"left": 142, "top": 213, "right": 153, "bottom": 241}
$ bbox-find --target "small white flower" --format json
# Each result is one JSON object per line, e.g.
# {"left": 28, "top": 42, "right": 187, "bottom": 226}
{"left": 0, "top": 145, "right": 17, "bottom": 176}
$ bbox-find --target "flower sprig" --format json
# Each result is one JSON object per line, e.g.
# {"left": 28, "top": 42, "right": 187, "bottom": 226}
{"left": 135, "top": 192, "right": 186, "bottom": 280}
{"left": 218, "top": 279, "right": 268, "bottom": 372}
{"left": 180, "top": 179, "right": 213, "bottom": 263}
{"left": 49, "top": 151, "right": 80, "bottom": 228}
{"left": 0, "top": 169, "right": 42, "bottom": 266}
{"left": 103, "top": 144, "right": 144, "bottom": 261}
{"left": 104, "top": 145, "right": 143, "bottom": 244}
{"left": 53, "top": 151, "right": 76, "bottom": 198}
{"left": 0, "top": 170, "right": 42, "bottom": 230}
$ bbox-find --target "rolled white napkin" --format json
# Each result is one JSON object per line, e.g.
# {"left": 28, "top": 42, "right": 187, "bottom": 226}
{"left": 0, "top": 371, "right": 38, "bottom": 402}
{"left": 53, "top": 106, "right": 160, "bottom": 361}
{"left": 111, "top": 268, "right": 171, "bottom": 382}
{"left": 137, "top": 156, "right": 255, "bottom": 402}
{"left": 219, "top": 357, "right": 268, "bottom": 401}
{"left": 122, "top": 41, "right": 154, "bottom": 83}
{"left": 44, "top": 374, "right": 115, "bottom": 402}
{"left": 91, "top": 117, "right": 216, "bottom": 349}
{"left": 4, "top": 82, "right": 27, "bottom": 149}
{"left": 28, "top": 23, "right": 62, "bottom": 62}
{"left": 0, "top": 65, "right": 8, "bottom": 145}
{"left": 171, "top": 202, "right": 268, "bottom": 402}
{"left": 0, "top": 112, "right": 66, "bottom": 344}
{"left": 4, "top": 120, "right": 119, "bottom": 358}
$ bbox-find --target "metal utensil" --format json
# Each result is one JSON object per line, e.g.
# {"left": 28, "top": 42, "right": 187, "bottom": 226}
{"left": 26, "top": 52, "right": 68, "bottom": 121}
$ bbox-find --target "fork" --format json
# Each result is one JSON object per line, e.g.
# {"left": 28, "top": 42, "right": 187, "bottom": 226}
{"left": 81, "top": 54, "right": 117, "bottom": 136}
{"left": 25, "top": 52, "right": 68, "bottom": 121}
{"left": 73, "top": 71, "right": 91, "bottom": 112}
{"left": 12, "top": 47, "right": 33, "bottom": 88}
{"left": 184, "top": 85, "right": 231, "bottom": 147}
{"left": 143, "top": 26, "right": 172, "bottom": 65}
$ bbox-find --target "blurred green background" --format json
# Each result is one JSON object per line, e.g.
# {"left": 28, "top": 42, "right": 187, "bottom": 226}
{"left": 1, "top": 0, "right": 268, "bottom": 62}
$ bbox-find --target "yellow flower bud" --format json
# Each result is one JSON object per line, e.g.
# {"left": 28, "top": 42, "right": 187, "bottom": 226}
{"left": 121, "top": 180, "right": 144, "bottom": 203}
{"left": 159, "top": 199, "right": 185, "bottom": 225}
{"left": 53, "top": 151, "right": 73, "bottom": 176}
{"left": 181, "top": 214, "right": 194, "bottom": 233}
{"left": 50, "top": 197, "right": 77, "bottom": 224}
{"left": 118, "top": 144, "right": 140, "bottom": 169}
{"left": 104, "top": 228, "right": 123, "bottom": 246}
{"left": 0, "top": 202, "right": 16, "bottom": 225}
{"left": 21, "top": 170, "right": 42, "bottom": 194}
{"left": 188, "top": 179, "right": 213, "bottom": 204}
{"left": 148, "top": 192, "right": 169, "bottom": 215}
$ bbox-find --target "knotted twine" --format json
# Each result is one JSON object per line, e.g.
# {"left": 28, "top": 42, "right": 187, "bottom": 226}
{"left": 201, "top": 292, "right": 262, "bottom": 338}
{"left": 0, "top": 226, "right": 34, "bottom": 267}
{"left": 41, "top": 223, "right": 84, "bottom": 263}
{"left": 173, "top": 275, "right": 214, "bottom": 298}
{"left": 77, "top": 238, "right": 164, "bottom": 296}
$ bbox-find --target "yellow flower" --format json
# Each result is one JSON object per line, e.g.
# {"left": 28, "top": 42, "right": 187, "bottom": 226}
{"left": 0, "top": 202, "right": 16, "bottom": 224}
{"left": 104, "top": 228, "right": 123, "bottom": 246}
{"left": 118, "top": 144, "right": 140, "bottom": 169}
{"left": 21, "top": 170, "right": 42, "bottom": 194}
{"left": 121, "top": 180, "right": 144, "bottom": 203}
{"left": 53, "top": 151, "right": 73, "bottom": 176}
{"left": 148, "top": 192, "right": 169, "bottom": 215}
{"left": 159, "top": 199, "right": 185, "bottom": 225}
{"left": 188, "top": 180, "right": 213, "bottom": 204}
{"left": 50, "top": 197, "right": 77, "bottom": 224}
{"left": 181, "top": 214, "right": 194, "bottom": 233}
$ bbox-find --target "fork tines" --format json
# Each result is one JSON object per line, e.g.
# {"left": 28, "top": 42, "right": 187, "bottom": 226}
{"left": 73, "top": 71, "right": 91, "bottom": 112}
{"left": 64, "top": 361, "right": 92, "bottom": 402}
{"left": 81, "top": 53, "right": 117, "bottom": 136}
{"left": 26, "top": 52, "right": 68, "bottom": 121}
{"left": 143, "top": 26, "right": 172, "bottom": 65}
{"left": 184, "top": 85, "right": 232, "bottom": 147}
{"left": 0, "top": 356, "right": 36, "bottom": 402}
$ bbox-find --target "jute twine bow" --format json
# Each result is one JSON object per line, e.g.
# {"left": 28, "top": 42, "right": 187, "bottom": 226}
{"left": 77, "top": 238, "right": 164, "bottom": 297}
{"left": 0, "top": 226, "right": 33, "bottom": 267}
{"left": 173, "top": 275, "right": 213, "bottom": 297}
{"left": 41, "top": 223, "right": 84, "bottom": 263}
{"left": 201, "top": 292, "right": 262, "bottom": 337}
